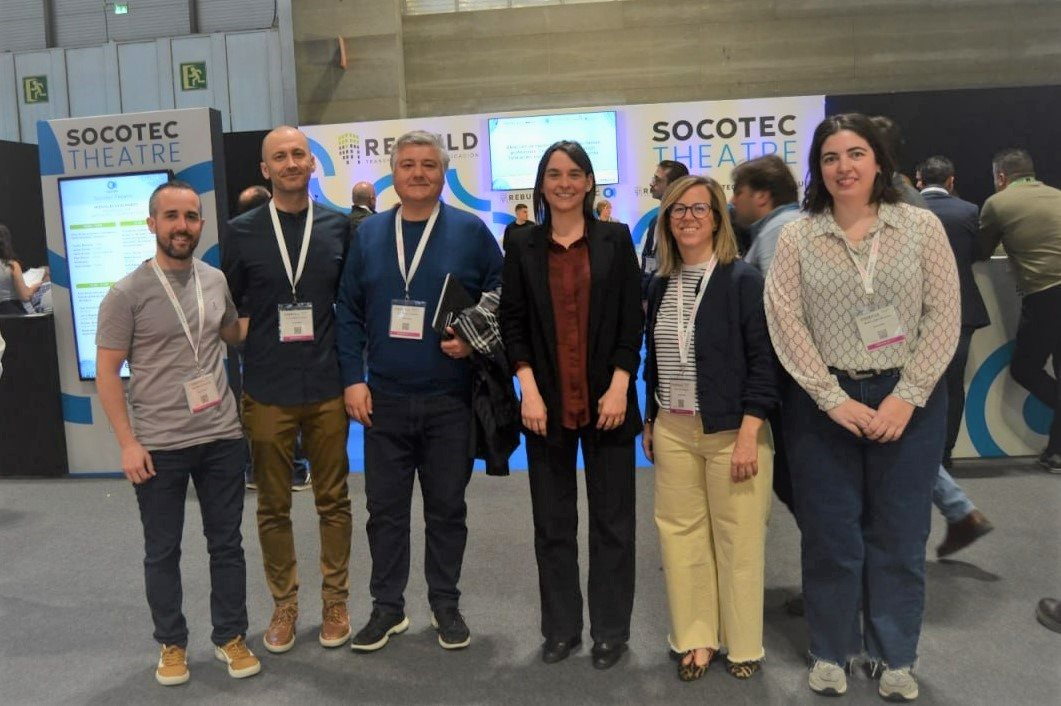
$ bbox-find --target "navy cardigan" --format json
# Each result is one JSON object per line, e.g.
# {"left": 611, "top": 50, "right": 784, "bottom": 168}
{"left": 643, "top": 259, "right": 779, "bottom": 433}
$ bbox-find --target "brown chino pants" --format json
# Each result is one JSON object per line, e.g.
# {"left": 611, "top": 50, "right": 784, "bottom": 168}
{"left": 242, "top": 393, "right": 352, "bottom": 605}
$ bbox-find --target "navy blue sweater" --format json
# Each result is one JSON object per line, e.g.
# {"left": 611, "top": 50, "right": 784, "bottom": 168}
{"left": 336, "top": 203, "right": 503, "bottom": 396}
{"left": 643, "top": 260, "right": 779, "bottom": 433}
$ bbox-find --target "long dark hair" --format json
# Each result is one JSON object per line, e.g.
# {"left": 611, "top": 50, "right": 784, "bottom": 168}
{"left": 0, "top": 224, "right": 18, "bottom": 265}
{"left": 531, "top": 141, "right": 596, "bottom": 230}
{"left": 802, "top": 113, "right": 899, "bottom": 214}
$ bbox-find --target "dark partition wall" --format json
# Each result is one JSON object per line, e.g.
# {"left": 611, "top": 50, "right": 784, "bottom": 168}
{"left": 826, "top": 85, "right": 1061, "bottom": 209}
{"left": 223, "top": 130, "right": 271, "bottom": 217}
{"left": 0, "top": 141, "right": 47, "bottom": 268}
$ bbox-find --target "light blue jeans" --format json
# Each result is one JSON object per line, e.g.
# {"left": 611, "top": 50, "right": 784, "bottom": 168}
{"left": 933, "top": 466, "right": 975, "bottom": 524}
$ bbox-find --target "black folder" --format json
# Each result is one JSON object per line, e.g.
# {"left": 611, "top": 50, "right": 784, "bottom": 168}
{"left": 431, "top": 273, "right": 475, "bottom": 335}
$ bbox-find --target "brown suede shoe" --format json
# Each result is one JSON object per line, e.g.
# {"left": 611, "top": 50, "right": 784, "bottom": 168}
{"left": 264, "top": 603, "right": 298, "bottom": 654}
{"left": 320, "top": 601, "right": 351, "bottom": 648}
{"left": 937, "top": 509, "right": 994, "bottom": 558}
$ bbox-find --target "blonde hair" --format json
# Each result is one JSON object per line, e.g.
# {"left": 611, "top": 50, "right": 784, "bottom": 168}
{"left": 654, "top": 175, "right": 738, "bottom": 277}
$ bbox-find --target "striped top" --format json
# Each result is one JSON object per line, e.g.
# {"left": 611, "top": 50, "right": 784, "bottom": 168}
{"left": 652, "top": 262, "right": 711, "bottom": 413}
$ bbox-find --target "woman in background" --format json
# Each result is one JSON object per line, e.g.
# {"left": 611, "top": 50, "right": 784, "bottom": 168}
{"left": 500, "top": 141, "right": 642, "bottom": 671}
{"left": 642, "top": 175, "right": 777, "bottom": 682}
{"left": 0, "top": 225, "right": 43, "bottom": 315}
{"left": 765, "top": 113, "right": 958, "bottom": 702}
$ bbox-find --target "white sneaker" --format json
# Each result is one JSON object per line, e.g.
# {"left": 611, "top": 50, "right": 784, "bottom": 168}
{"left": 879, "top": 666, "right": 918, "bottom": 702}
{"left": 808, "top": 659, "right": 847, "bottom": 696}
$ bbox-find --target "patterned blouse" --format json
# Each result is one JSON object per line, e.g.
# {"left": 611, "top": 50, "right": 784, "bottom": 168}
{"left": 764, "top": 201, "right": 960, "bottom": 411}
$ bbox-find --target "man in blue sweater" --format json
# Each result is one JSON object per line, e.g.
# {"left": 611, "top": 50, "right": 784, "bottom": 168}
{"left": 337, "top": 130, "right": 503, "bottom": 652}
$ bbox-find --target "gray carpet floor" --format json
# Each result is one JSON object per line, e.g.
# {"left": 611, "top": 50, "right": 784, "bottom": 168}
{"left": 1, "top": 458, "right": 1059, "bottom": 706}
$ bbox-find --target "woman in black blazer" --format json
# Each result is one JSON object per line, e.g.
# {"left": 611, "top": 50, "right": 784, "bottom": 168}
{"left": 642, "top": 175, "right": 778, "bottom": 682}
{"left": 500, "top": 141, "right": 642, "bottom": 671}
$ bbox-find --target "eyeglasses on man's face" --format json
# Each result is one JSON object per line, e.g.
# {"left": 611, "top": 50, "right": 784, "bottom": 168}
{"left": 669, "top": 202, "right": 714, "bottom": 220}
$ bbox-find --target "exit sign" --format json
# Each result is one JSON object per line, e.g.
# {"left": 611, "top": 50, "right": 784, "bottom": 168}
{"left": 114, "top": 3, "right": 128, "bottom": 14}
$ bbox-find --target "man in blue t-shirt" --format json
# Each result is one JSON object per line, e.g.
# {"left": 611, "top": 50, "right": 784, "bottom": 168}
{"left": 337, "top": 130, "right": 503, "bottom": 653}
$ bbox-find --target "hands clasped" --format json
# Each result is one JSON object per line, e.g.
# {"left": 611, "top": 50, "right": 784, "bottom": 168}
{"left": 826, "top": 395, "right": 915, "bottom": 442}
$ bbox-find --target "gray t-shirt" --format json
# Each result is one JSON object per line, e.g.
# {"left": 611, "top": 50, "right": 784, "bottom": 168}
{"left": 96, "top": 259, "right": 242, "bottom": 451}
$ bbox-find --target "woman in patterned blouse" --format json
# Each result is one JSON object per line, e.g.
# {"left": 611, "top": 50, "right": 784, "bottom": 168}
{"left": 764, "top": 113, "right": 959, "bottom": 702}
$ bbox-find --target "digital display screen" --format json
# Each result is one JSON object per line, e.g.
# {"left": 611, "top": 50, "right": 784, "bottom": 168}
{"left": 488, "top": 111, "right": 619, "bottom": 190}
{"left": 58, "top": 170, "right": 172, "bottom": 380}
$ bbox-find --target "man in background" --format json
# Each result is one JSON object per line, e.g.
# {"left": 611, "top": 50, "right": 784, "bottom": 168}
{"left": 349, "top": 181, "right": 377, "bottom": 235}
{"left": 977, "top": 148, "right": 1061, "bottom": 473}
{"left": 641, "top": 160, "right": 689, "bottom": 300}
{"left": 919, "top": 155, "right": 994, "bottom": 556}
{"left": 502, "top": 202, "right": 535, "bottom": 250}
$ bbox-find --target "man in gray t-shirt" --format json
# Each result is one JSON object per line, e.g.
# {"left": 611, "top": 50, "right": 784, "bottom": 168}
{"left": 95, "top": 181, "right": 261, "bottom": 687}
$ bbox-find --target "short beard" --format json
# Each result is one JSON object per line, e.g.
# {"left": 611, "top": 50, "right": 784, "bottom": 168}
{"left": 158, "top": 234, "right": 196, "bottom": 260}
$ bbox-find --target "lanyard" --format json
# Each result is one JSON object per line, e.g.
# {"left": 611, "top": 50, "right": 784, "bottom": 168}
{"left": 844, "top": 233, "right": 881, "bottom": 295}
{"left": 269, "top": 199, "right": 314, "bottom": 300}
{"left": 675, "top": 255, "right": 717, "bottom": 368}
{"left": 394, "top": 202, "right": 441, "bottom": 299}
{"left": 151, "top": 258, "right": 205, "bottom": 371}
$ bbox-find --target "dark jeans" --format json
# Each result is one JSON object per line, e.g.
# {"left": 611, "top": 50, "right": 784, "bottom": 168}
{"left": 784, "top": 373, "right": 945, "bottom": 668}
{"left": 942, "top": 325, "right": 976, "bottom": 462}
{"left": 135, "top": 437, "right": 248, "bottom": 647}
{"left": 772, "top": 368, "right": 796, "bottom": 522}
{"left": 1011, "top": 284, "right": 1061, "bottom": 453}
{"left": 364, "top": 390, "right": 473, "bottom": 613}
{"left": 524, "top": 427, "right": 636, "bottom": 644}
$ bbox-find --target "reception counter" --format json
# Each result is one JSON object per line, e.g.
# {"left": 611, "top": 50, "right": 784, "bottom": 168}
{"left": 0, "top": 312, "right": 69, "bottom": 476}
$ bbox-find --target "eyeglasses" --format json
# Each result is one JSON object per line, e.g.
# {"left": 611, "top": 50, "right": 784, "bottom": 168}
{"left": 669, "top": 203, "right": 714, "bottom": 220}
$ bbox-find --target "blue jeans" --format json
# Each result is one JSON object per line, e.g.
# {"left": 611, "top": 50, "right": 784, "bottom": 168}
{"left": 364, "top": 391, "right": 473, "bottom": 613}
{"left": 784, "top": 372, "right": 945, "bottom": 668}
{"left": 932, "top": 466, "right": 975, "bottom": 524}
{"left": 135, "top": 437, "right": 248, "bottom": 647}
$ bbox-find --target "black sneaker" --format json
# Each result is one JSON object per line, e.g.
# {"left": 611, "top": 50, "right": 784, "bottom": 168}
{"left": 349, "top": 608, "right": 409, "bottom": 652}
{"left": 431, "top": 606, "right": 470, "bottom": 650}
{"left": 1037, "top": 450, "right": 1061, "bottom": 474}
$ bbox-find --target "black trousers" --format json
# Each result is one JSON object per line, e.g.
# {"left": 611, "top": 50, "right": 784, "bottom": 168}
{"left": 137, "top": 438, "right": 248, "bottom": 648}
{"left": 525, "top": 426, "right": 636, "bottom": 644}
{"left": 364, "top": 391, "right": 473, "bottom": 613}
{"left": 1011, "top": 284, "right": 1061, "bottom": 454}
{"left": 943, "top": 325, "right": 976, "bottom": 462}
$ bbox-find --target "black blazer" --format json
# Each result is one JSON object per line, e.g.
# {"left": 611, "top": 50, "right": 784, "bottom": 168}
{"left": 644, "top": 260, "right": 778, "bottom": 434}
{"left": 500, "top": 220, "right": 643, "bottom": 442}
{"left": 922, "top": 191, "right": 990, "bottom": 329}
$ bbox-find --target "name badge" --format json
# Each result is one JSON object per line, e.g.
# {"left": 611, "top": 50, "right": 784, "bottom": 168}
{"left": 644, "top": 255, "right": 658, "bottom": 274}
{"left": 668, "top": 378, "right": 697, "bottom": 416}
{"left": 278, "top": 303, "right": 314, "bottom": 342}
{"left": 855, "top": 305, "right": 906, "bottom": 351}
{"left": 389, "top": 299, "right": 426, "bottom": 340}
{"left": 184, "top": 374, "right": 222, "bottom": 414}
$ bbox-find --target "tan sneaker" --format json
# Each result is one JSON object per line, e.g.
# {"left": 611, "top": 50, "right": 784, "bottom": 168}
{"left": 156, "top": 644, "right": 190, "bottom": 686}
{"left": 214, "top": 636, "right": 261, "bottom": 679}
{"left": 264, "top": 603, "right": 298, "bottom": 653}
{"left": 320, "top": 601, "right": 352, "bottom": 648}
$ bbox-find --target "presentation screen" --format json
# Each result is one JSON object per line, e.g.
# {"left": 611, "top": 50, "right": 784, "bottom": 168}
{"left": 58, "top": 170, "right": 173, "bottom": 380}
{"left": 488, "top": 111, "right": 619, "bottom": 190}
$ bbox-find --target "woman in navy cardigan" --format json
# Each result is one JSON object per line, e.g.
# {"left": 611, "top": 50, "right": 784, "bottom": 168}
{"left": 642, "top": 175, "right": 778, "bottom": 682}
{"left": 500, "top": 141, "right": 642, "bottom": 671}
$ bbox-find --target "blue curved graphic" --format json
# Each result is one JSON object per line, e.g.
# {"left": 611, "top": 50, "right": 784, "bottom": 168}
{"left": 307, "top": 137, "right": 337, "bottom": 177}
{"left": 37, "top": 121, "right": 65, "bottom": 176}
{"left": 446, "top": 170, "right": 491, "bottom": 212}
{"left": 174, "top": 161, "right": 215, "bottom": 195}
{"left": 308, "top": 176, "right": 348, "bottom": 213}
{"left": 373, "top": 174, "right": 394, "bottom": 197}
{"left": 965, "top": 342, "right": 1012, "bottom": 457}
{"left": 47, "top": 249, "right": 70, "bottom": 290}
{"left": 494, "top": 212, "right": 515, "bottom": 226}
{"left": 62, "top": 393, "right": 93, "bottom": 425}
{"left": 1023, "top": 394, "right": 1053, "bottom": 436}
{"left": 633, "top": 208, "right": 659, "bottom": 246}
{"left": 201, "top": 244, "right": 220, "bottom": 268}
